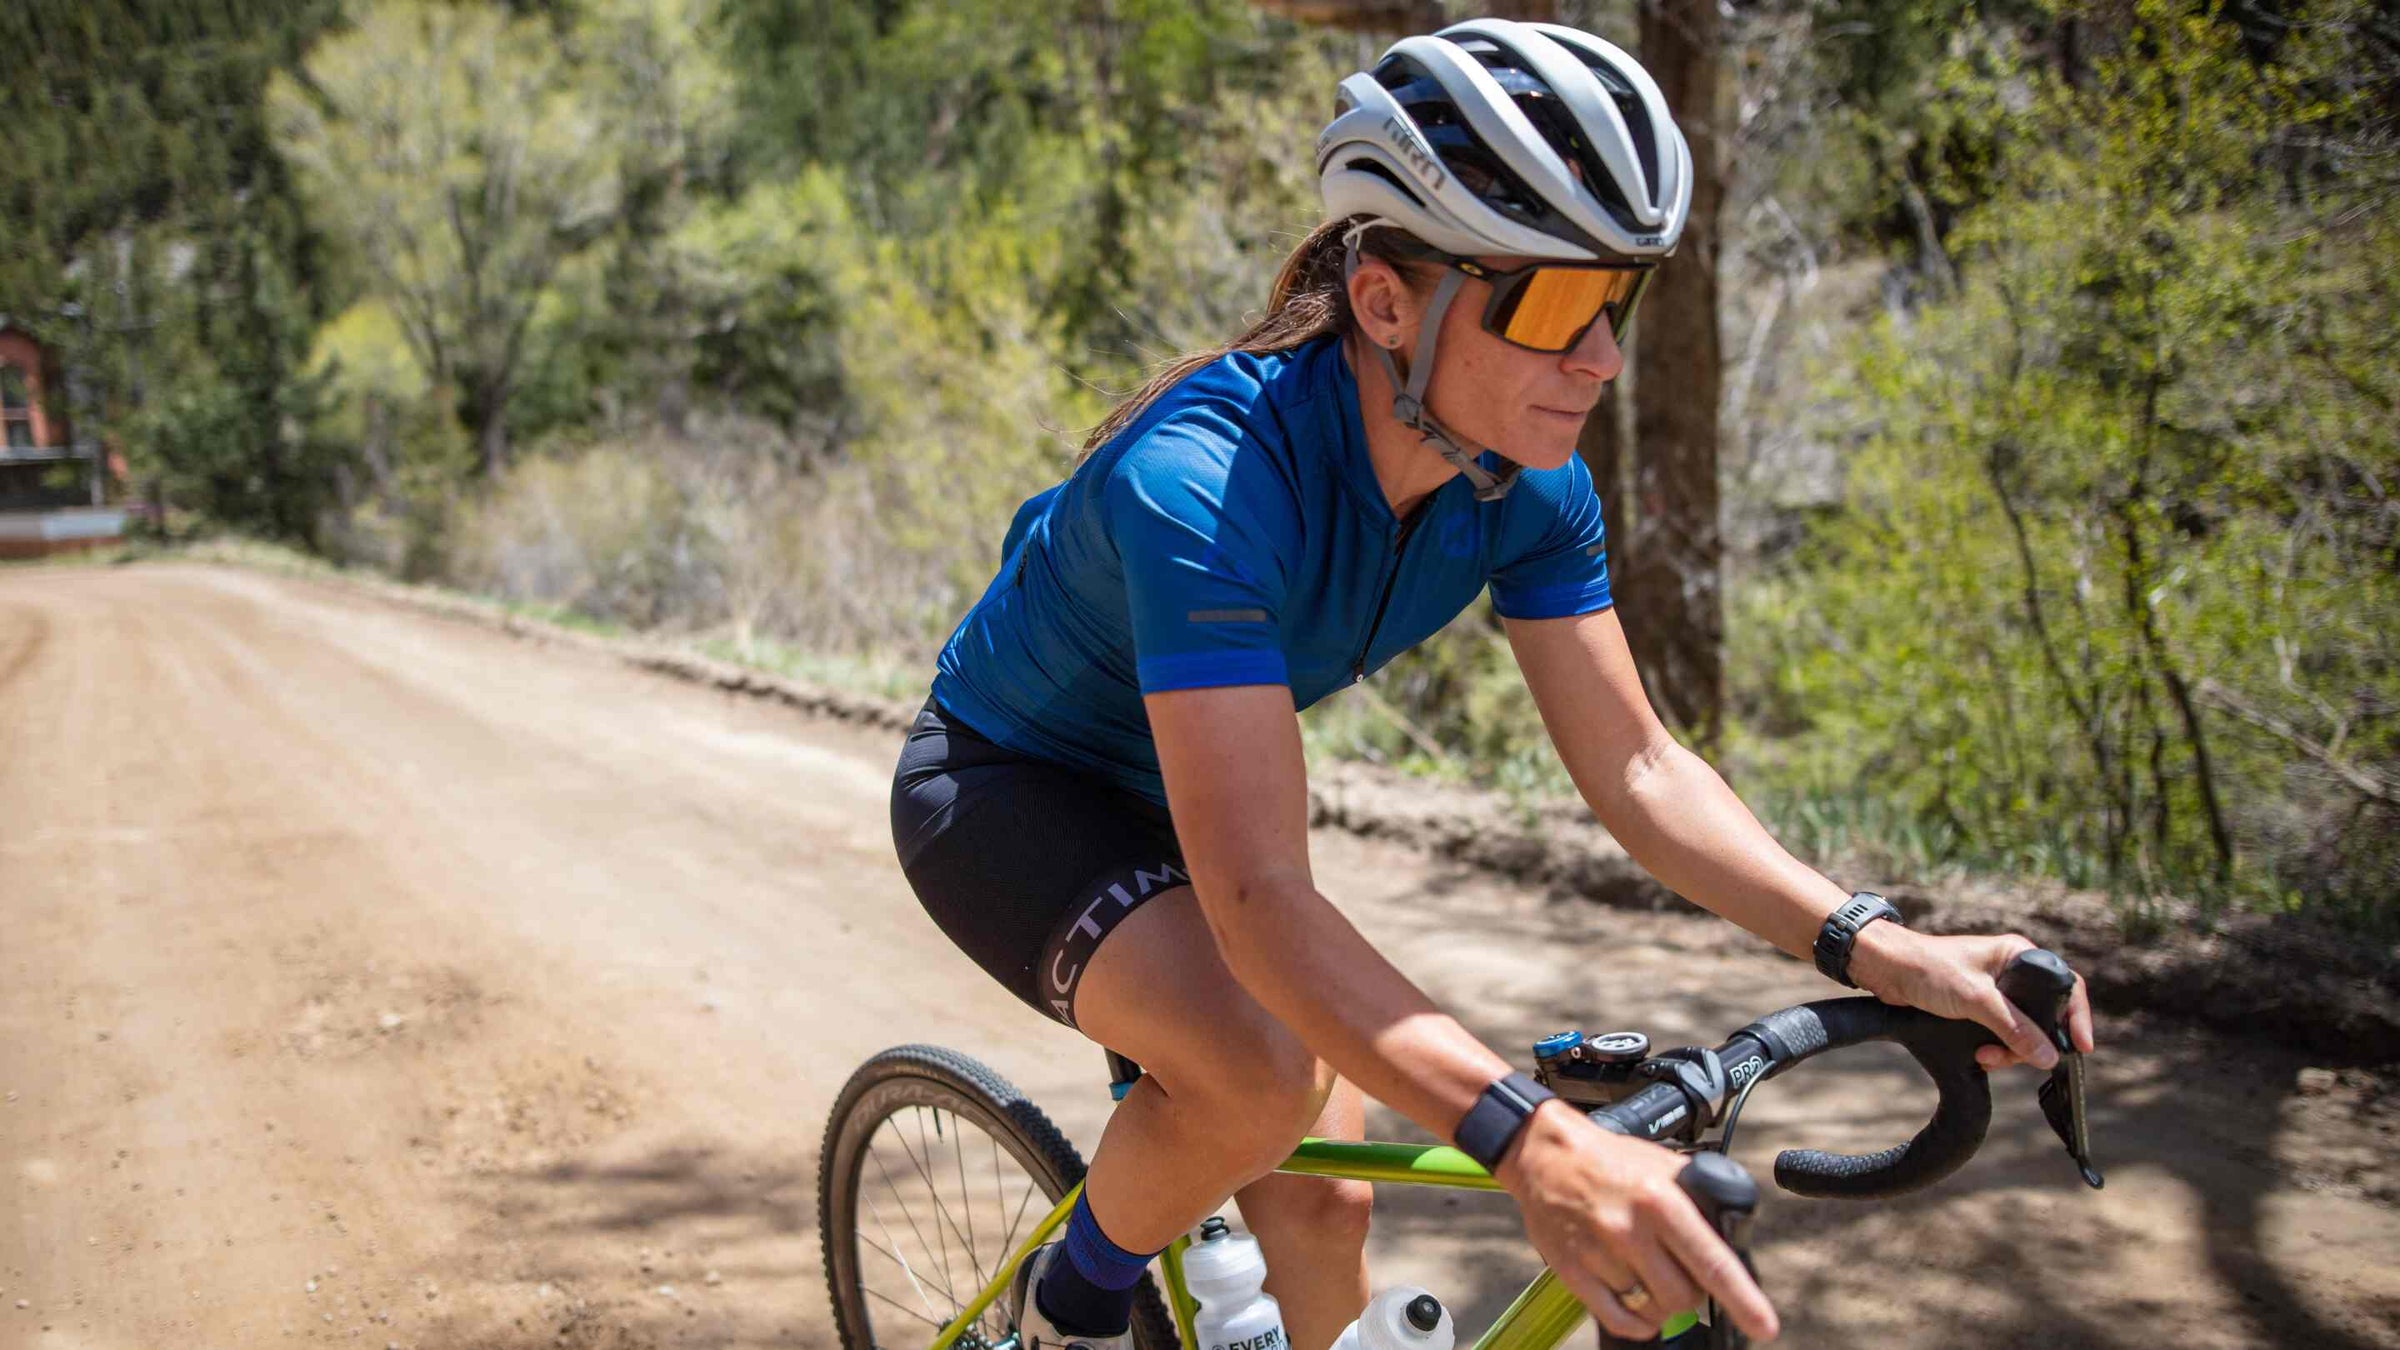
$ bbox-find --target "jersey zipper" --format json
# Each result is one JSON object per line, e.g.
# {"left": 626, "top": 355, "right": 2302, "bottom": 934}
{"left": 1351, "top": 505, "right": 1427, "bottom": 682}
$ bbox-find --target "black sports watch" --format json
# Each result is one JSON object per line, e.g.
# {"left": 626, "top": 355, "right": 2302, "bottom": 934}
{"left": 1813, "top": 891, "right": 1903, "bottom": 988}
{"left": 1453, "top": 1072, "right": 1558, "bottom": 1172}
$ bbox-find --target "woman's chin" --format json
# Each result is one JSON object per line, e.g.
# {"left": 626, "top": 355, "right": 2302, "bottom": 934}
{"left": 1507, "top": 418, "right": 1586, "bottom": 471}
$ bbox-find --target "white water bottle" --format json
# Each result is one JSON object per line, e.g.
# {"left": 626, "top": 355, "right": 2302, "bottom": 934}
{"left": 1186, "top": 1217, "right": 1289, "bottom": 1350}
{"left": 1330, "top": 1287, "right": 1453, "bottom": 1350}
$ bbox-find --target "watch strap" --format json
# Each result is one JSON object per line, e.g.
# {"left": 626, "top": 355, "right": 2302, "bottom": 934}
{"left": 1813, "top": 892, "right": 1902, "bottom": 988}
{"left": 1454, "top": 1071, "right": 1557, "bottom": 1172}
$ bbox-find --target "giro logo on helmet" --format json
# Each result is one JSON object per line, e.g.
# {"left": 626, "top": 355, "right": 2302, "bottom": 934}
{"left": 1381, "top": 115, "right": 1448, "bottom": 191}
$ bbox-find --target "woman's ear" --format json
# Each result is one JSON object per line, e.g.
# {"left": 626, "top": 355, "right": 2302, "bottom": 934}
{"left": 1346, "top": 257, "right": 1416, "bottom": 353}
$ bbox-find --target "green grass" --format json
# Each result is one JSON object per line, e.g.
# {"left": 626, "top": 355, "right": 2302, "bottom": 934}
{"left": 494, "top": 599, "right": 632, "bottom": 639}
{"left": 693, "top": 634, "right": 927, "bottom": 702}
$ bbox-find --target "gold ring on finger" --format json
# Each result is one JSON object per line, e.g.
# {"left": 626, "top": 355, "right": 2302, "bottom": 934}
{"left": 1615, "top": 1280, "right": 1653, "bottom": 1314}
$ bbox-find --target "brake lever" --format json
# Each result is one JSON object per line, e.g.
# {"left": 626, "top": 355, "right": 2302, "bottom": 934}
{"left": 1595, "top": 1151, "right": 1759, "bottom": 1350}
{"left": 1996, "top": 950, "right": 2103, "bottom": 1189}
{"left": 1678, "top": 1151, "right": 1758, "bottom": 1350}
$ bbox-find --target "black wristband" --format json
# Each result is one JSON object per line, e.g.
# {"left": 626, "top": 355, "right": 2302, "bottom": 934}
{"left": 1813, "top": 891, "right": 1902, "bottom": 988}
{"left": 1453, "top": 1071, "right": 1557, "bottom": 1172}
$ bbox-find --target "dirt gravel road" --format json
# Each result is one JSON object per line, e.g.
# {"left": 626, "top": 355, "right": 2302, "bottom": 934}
{"left": 3, "top": 564, "right": 2395, "bottom": 1350}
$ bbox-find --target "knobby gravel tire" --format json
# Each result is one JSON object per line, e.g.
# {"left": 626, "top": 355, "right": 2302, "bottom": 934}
{"left": 818, "top": 1044, "right": 1178, "bottom": 1350}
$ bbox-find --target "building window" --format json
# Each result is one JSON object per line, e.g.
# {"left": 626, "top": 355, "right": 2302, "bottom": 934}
{"left": 0, "top": 365, "right": 32, "bottom": 448}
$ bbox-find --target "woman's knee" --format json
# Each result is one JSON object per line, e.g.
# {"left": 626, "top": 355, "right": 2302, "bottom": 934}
{"left": 1252, "top": 1174, "right": 1374, "bottom": 1251}
{"left": 1073, "top": 887, "right": 1329, "bottom": 1163}
{"left": 1182, "top": 1021, "right": 1329, "bottom": 1170}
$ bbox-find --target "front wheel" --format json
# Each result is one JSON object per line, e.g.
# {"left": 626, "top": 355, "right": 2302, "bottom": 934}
{"left": 818, "top": 1044, "right": 1178, "bottom": 1349}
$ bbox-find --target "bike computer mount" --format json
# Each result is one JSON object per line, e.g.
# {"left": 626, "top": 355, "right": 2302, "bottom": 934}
{"left": 1531, "top": 1029, "right": 1653, "bottom": 1106}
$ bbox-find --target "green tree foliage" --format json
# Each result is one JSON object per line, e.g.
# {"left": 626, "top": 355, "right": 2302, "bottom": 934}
{"left": 712, "top": 0, "right": 1301, "bottom": 362}
{"left": 575, "top": 0, "right": 742, "bottom": 432}
{"left": 445, "top": 0, "right": 1347, "bottom": 654}
{"left": 1735, "top": 1, "right": 2400, "bottom": 927}
{"left": 451, "top": 165, "right": 1099, "bottom": 649}
{"left": 128, "top": 228, "right": 344, "bottom": 541}
{"left": 268, "top": 1, "right": 623, "bottom": 476}
{"left": 0, "top": 0, "right": 344, "bottom": 542}
{"left": 664, "top": 175, "right": 851, "bottom": 440}
{"left": 305, "top": 297, "right": 475, "bottom": 574}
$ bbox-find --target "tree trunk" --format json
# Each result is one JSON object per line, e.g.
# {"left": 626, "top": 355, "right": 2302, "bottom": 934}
{"left": 1620, "top": 0, "right": 1726, "bottom": 750}
{"left": 475, "top": 387, "right": 511, "bottom": 478}
{"left": 1575, "top": 374, "right": 1633, "bottom": 588}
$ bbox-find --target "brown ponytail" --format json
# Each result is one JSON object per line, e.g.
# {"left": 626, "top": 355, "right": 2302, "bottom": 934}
{"left": 1077, "top": 216, "right": 1425, "bottom": 458}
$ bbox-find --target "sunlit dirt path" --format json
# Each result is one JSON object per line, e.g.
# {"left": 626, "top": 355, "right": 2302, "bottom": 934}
{"left": 2, "top": 563, "right": 2394, "bottom": 1350}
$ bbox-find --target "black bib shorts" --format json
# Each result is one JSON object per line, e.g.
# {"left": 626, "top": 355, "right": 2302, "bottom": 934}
{"left": 890, "top": 698, "right": 1189, "bottom": 1030}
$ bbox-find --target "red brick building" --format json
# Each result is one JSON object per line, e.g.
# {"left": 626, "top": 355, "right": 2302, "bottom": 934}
{"left": 0, "top": 318, "right": 125, "bottom": 557}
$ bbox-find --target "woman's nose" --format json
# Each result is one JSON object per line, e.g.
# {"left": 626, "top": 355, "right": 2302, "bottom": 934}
{"left": 1565, "top": 317, "right": 1626, "bottom": 382}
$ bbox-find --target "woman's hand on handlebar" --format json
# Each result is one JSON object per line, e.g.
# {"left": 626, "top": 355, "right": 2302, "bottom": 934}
{"left": 1494, "top": 1100, "right": 1780, "bottom": 1343}
{"left": 1851, "top": 928, "right": 2097, "bottom": 1071}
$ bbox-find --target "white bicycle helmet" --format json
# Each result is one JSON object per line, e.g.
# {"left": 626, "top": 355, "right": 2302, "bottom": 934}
{"left": 1315, "top": 19, "right": 1693, "bottom": 498}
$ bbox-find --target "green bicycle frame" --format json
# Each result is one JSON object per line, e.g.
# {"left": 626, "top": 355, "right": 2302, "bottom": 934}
{"left": 924, "top": 1137, "right": 1700, "bottom": 1350}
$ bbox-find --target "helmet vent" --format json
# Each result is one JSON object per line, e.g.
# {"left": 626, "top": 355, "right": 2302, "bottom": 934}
{"left": 1346, "top": 159, "right": 1425, "bottom": 210}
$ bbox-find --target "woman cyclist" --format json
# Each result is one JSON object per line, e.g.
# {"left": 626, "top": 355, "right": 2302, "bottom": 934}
{"left": 891, "top": 19, "right": 2096, "bottom": 1350}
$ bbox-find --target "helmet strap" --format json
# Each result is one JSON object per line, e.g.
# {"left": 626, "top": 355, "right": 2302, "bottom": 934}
{"left": 1344, "top": 238, "right": 1523, "bottom": 503}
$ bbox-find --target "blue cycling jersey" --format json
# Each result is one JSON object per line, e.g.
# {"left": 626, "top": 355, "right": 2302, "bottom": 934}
{"left": 930, "top": 334, "right": 1613, "bottom": 807}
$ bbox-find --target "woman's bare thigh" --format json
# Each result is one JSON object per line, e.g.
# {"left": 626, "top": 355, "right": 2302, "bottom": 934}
{"left": 1071, "top": 883, "right": 1325, "bottom": 1112}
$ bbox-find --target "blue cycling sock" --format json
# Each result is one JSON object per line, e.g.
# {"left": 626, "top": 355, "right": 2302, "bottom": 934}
{"left": 1036, "top": 1193, "right": 1159, "bottom": 1336}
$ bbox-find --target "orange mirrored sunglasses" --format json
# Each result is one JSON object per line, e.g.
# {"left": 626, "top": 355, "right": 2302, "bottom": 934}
{"left": 1430, "top": 252, "right": 1655, "bottom": 353}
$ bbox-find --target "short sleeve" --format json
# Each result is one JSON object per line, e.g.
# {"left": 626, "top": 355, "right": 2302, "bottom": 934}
{"left": 1103, "top": 426, "right": 1295, "bottom": 693}
{"left": 1487, "top": 453, "right": 1614, "bottom": 620}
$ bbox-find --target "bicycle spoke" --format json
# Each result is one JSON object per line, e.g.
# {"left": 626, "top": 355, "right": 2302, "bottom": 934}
{"left": 992, "top": 1133, "right": 1006, "bottom": 1252}
{"left": 956, "top": 1103, "right": 981, "bottom": 1283}
{"left": 890, "top": 1105, "right": 996, "bottom": 1301}
{"left": 857, "top": 1224, "right": 947, "bottom": 1318}
{"left": 865, "top": 1139, "right": 963, "bottom": 1308}
{"left": 874, "top": 1118, "right": 953, "bottom": 1276}
{"left": 991, "top": 1130, "right": 1021, "bottom": 1316}
{"left": 945, "top": 1108, "right": 1005, "bottom": 1338}
{"left": 863, "top": 1282, "right": 951, "bottom": 1331}
{"left": 907, "top": 1104, "right": 964, "bottom": 1306}
{"left": 997, "top": 1165, "right": 1042, "bottom": 1262}
{"left": 915, "top": 1109, "right": 958, "bottom": 1304}
{"left": 858, "top": 1190, "right": 951, "bottom": 1328}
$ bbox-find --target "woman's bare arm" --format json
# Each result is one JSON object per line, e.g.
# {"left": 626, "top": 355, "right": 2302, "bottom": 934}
{"left": 1502, "top": 606, "right": 2094, "bottom": 1067}
{"left": 1502, "top": 607, "right": 1851, "bottom": 957}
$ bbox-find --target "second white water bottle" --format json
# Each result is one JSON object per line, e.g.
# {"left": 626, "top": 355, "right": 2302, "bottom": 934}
{"left": 1186, "top": 1217, "right": 1289, "bottom": 1350}
{"left": 1330, "top": 1287, "right": 1454, "bottom": 1350}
